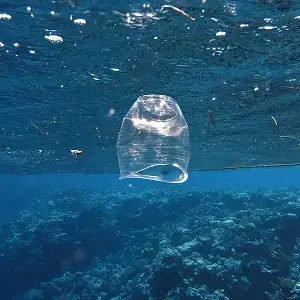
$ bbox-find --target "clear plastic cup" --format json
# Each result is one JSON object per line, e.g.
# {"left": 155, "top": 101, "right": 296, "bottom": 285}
{"left": 116, "top": 94, "right": 190, "bottom": 183}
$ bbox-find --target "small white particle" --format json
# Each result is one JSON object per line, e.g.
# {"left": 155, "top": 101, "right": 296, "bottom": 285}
{"left": 216, "top": 31, "right": 226, "bottom": 36}
{"left": 0, "top": 13, "right": 11, "bottom": 20}
{"left": 29, "top": 50, "right": 35, "bottom": 54}
{"left": 0, "top": 42, "right": 4, "bottom": 47}
{"left": 74, "top": 18, "right": 86, "bottom": 25}
{"left": 254, "top": 87, "right": 259, "bottom": 91}
{"left": 240, "top": 24, "right": 249, "bottom": 28}
{"left": 108, "top": 108, "right": 115, "bottom": 116}
{"left": 258, "top": 26, "right": 277, "bottom": 30}
{"left": 45, "top": 35, "right": 63, "bottom": 43}
{"left": 26, "top": 7, "right": 31, "bottom": 12}
{"left": 154, "top": 36, "right": 158, "bottom": 40}
{"left": 13, "top": 43, "right": 19, "bottom": 47}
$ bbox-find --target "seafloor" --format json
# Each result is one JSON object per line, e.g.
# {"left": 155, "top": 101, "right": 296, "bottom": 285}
{"left": 1, "top": 187, "right": 300, "bottom": 299}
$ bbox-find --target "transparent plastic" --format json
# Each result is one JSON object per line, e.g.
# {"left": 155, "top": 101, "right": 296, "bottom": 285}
{"left": 116, "top": 94, "right": 190, "bottom": 183}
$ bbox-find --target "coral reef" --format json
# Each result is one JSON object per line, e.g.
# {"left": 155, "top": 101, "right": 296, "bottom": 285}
{"left": 1, "top": 188, "right": 300, "bottom": 299}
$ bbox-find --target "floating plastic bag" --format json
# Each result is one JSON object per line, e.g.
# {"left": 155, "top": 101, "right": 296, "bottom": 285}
{"left": 116, "top": 94, "right": 190, "bottom": 183}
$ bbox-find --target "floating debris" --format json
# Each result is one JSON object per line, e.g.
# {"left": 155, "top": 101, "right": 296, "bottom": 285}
{"left": 216, "top": 31, "right": 226, "bottom": 37}
{"left": 45, "top": 35, "right": 63, "bottom": 43}
{"left": 70, "top": 149, "right": 83, "bottom": 157}
{"left": 110, "top": 68, "right": 120, "bottom": 72}
{"left": 271, "top": 115, "right": 279, "bottom": 134}
{"left": 258, "top": 26, "right": 277, "bottom": 30}
{"left": 0, "top": 13, "right": 12, "bottom": 20}
{"left": 74, "top": 18, "right": 86, "bottom": 25}
{"left": 113, "top": 8, "right": 162, "bottom": 29}
{"left": 209, "top": 110, "right": 216, "bottom": 127}
{"left": 280, "top": 135, "right": 299, "bottom": 143}
{"left": 30, "top": 121, "right": 48, "bottom": 136}
{"left": 159, "top": 5, "right": 195, "bottom": 21}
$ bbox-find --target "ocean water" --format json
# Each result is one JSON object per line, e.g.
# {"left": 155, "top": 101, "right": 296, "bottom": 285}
{"left": 1, "top": 0, "right": 300, "bottom": 299}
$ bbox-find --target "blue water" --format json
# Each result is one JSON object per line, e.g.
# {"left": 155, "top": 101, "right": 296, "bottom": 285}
{"left": 1, "top": 0, "right": 300, "bottom": 173}
{"left": 2, "top": 0, "right": 300, "bottom": 299}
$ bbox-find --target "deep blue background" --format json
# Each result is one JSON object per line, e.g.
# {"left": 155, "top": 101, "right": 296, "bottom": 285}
{"left": 1, "top": 166, "right": 299, "bottom": 223}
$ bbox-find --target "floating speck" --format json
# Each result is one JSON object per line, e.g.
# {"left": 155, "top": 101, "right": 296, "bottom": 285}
{"left": 29, "top": 50, "right": 35, "bottom": 54}
{"left": 258, "top": 26, "right": 277, "bottom": 30}
{"left": 0, "top": 42, "right": 4, "bottom": 47}
{"left": 0, "top": 13, "right": 12, "bottom": 20}
{"left": 216, "top": 31, "right": 226, "bottom": 36}
{"left": 45, "top": 35, "right": 63, "bottom": 43}
{"left": 108, "top": 108, "right": 115, "bottom": 116}
{"left": 26, "top": 7, "right": 31, "bottom": 12}
{"left": 74, "top": 18, "right": 86, "bottom": 25}
{"left": 110, "top": 68, "right": 120, "bottom": 72}
{"left": 240, "top": 24, "right": 249, "bottom": 28}
{"left": 13, "top": 43, "right": 19, "bottom": 47}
